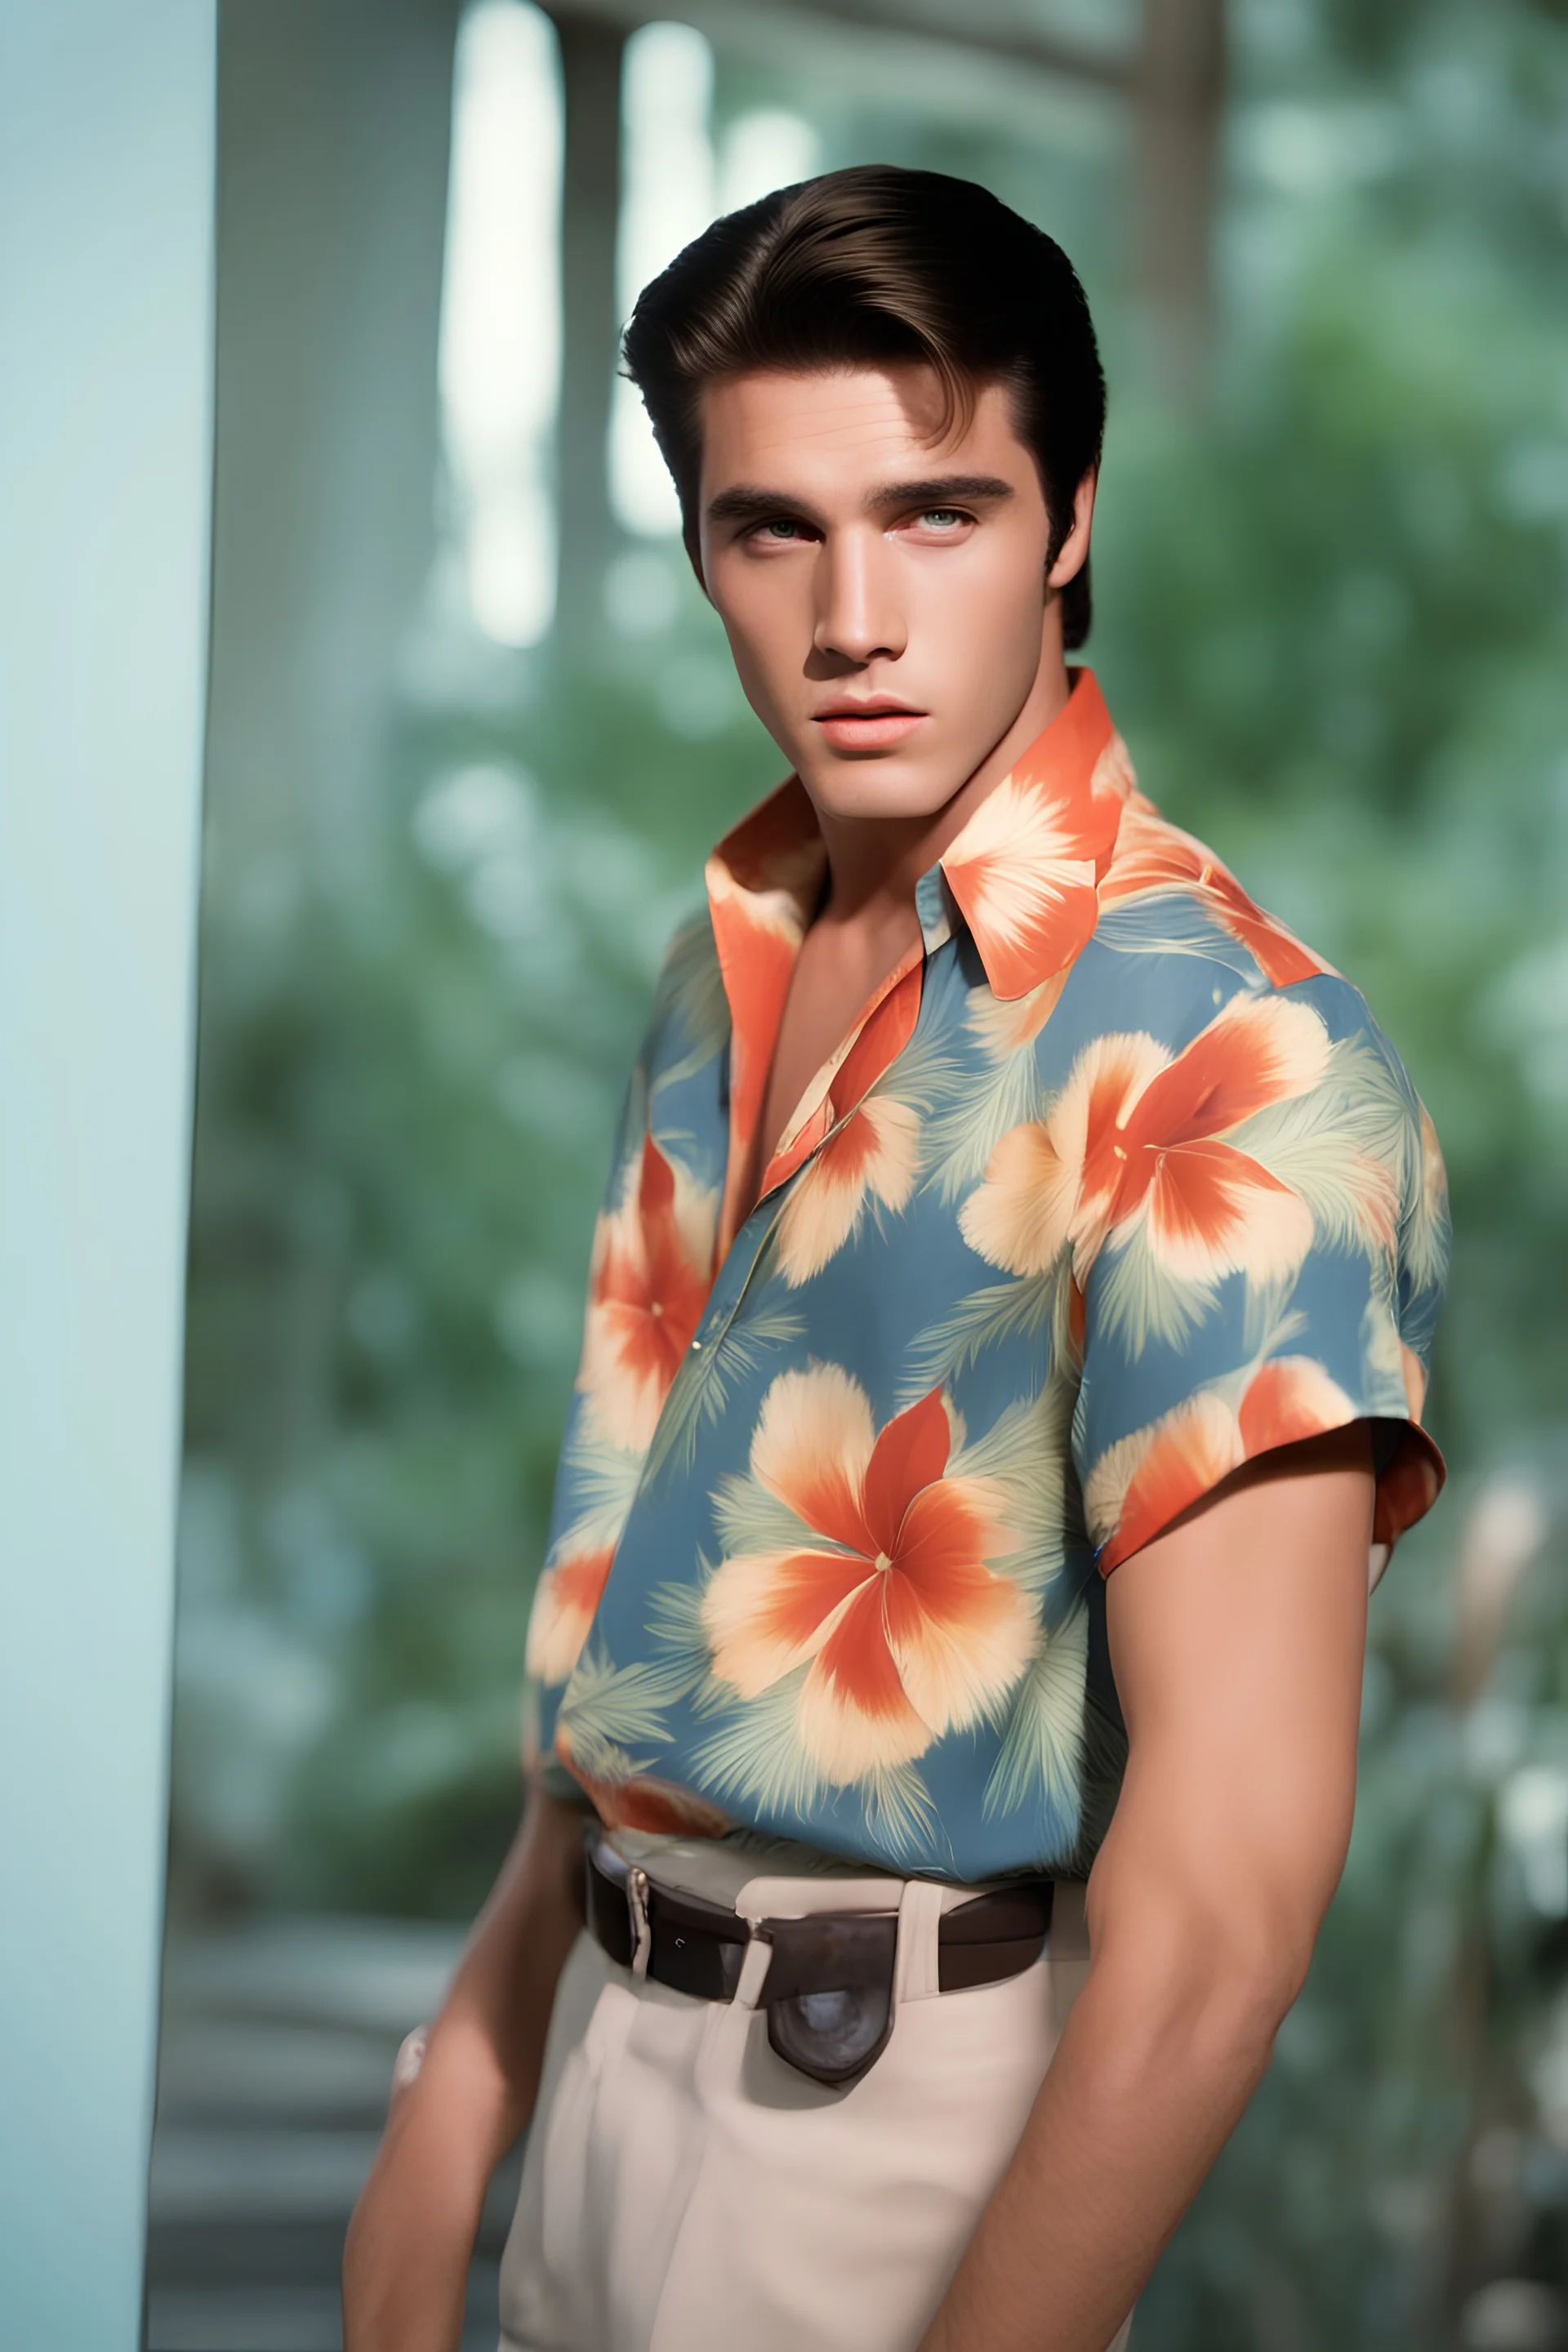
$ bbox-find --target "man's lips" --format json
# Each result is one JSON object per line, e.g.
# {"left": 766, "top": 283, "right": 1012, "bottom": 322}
{"left": 811, "top": 702, "right": 929, "bottom": 751}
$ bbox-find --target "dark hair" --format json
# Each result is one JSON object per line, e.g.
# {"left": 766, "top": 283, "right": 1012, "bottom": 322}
{"left": 621, "top": 165, "right": 1107, "bottom": 648}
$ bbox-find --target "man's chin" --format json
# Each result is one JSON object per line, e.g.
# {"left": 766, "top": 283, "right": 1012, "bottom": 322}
{"left": 796, "top": 752, "right": 960, "bottom": 825}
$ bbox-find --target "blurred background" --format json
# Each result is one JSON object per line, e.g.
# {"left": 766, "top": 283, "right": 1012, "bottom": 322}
{"left": 147, "top": 1, "right": 1568, "bottom": 2345}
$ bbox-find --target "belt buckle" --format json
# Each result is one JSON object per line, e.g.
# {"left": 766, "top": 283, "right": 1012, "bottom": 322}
{"left": 626, "top": 1863, "right": 652, "bottom": 1980}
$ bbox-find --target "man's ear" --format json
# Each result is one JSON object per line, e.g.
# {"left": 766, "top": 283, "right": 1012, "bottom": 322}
{"left": 1046, "top": 465, "right": 1098, "bottom": 590}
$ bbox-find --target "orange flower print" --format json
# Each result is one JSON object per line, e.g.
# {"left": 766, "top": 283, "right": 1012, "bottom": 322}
{"left": 1419, "top": 1104, "right": 1445, "bottom": 1214}
{"left": 1086, "top": 1355, "right": 1356, "bottom": 1570}
{"left": 705, "top": 779, "right": 826, "bottom": 1252}
{"left": 965, "top": 968, "right": 1073, "bottom": 1063}
{"left": 702, "top": 1366, "right": 1036, "bottom": 1781}
{"left": 525, "top": 1543, "right": 615, "bottom": 1686}
{"left": 1088, "top": 728, "right": 1141, "bottom": 817}
{"left": 577, "top": 1133, "right": 717, "bottom": 1452}
{"left": 555, "top": 1725, "right": 733, "bottom": 1838}
{"left": 773, "top": 1095, "right": 920, "bottom": 1285}
{"left": 941, "top": 730, "right": 1128, "bottom": 1000}
{"left": 1100, "top": 805, "right": 1330, "bottom": 989}
{"left": 961, "top": 992, "right": 1330, "bottom": 1291}
{"left": 1416, "top": 1103, "right": 1449, "bottom": 1267}
{"left": 773, "top": 979, "right": 924, "bottom": 1286}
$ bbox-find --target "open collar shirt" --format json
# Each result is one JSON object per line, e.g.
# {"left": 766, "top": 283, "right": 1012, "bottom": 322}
{"left": 523, "top": 667, "right": 1449, "bottom": 1882}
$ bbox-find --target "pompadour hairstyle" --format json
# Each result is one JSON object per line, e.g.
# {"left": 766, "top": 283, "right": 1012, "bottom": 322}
{"left": 621, "top": 164, "right": 1107, "bottom": 649}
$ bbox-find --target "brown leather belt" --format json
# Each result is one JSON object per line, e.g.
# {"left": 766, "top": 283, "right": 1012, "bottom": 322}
{"left": 584, "top": 1831, "right": 1054, "bottom": 2088}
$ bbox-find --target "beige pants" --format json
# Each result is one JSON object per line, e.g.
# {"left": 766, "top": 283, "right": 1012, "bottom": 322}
{"left": 497, "top": 1842, "right": 1136, "bottom": 2352}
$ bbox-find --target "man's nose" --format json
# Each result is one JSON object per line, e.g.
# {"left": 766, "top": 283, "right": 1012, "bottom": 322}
{"left": 812, "top": 531, "right": 906, "bottom": 666}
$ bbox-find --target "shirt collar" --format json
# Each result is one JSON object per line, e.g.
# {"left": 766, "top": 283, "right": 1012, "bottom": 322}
{"left": 704, "top": 665, "right": 1131, "bottom": 1009}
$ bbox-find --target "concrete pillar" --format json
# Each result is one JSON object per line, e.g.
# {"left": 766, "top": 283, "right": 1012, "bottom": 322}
{"left": 0, "top": 4, "right": 216, "bottom": 2345}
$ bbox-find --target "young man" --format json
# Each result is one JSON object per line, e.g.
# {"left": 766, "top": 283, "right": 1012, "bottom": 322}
{"left": 344, "top": 167, "right": 1449, "bottom": 2352}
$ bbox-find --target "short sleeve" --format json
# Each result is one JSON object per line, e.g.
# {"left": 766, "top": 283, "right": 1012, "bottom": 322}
{"left": 1071, "top": 979, "right": 1450, "bottom": 1585}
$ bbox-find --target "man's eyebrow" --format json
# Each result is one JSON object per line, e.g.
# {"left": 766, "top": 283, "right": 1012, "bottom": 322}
{"left": 704, "top": 474, "right": 1016, "bottom": 528}
{"left": 866, "top": 474, "right": 1015, "bottom": 514}
{"left": 704, "top": 484, "right": 827, "bottom": 528}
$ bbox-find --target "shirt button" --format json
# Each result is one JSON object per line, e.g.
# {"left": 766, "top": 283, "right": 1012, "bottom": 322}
{"left": 690, "top": 1336, "right": 703, "bottom": 1352}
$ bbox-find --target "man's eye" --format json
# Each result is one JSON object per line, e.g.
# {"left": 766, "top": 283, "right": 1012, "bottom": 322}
{"left": 757, "top": 519, "right": 808, "bottom": 541}
{"left": 919, "top": 508, "right": 968, "bottom": 530}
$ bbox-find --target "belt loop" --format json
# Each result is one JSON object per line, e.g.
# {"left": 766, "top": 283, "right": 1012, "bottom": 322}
{"left": 733, "top": 1932, "right": 773, "bottom": 2011}
{"left": 895, "top": 1878, "right": 944, "bottom": 2004}
{"left": 626, "top": 1864, "right": 652, "bottom": 1980}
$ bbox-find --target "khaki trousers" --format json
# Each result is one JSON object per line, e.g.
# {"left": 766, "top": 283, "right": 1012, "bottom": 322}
{"left": 497, "top": 1854, "right": 1137, "bottom": 2352}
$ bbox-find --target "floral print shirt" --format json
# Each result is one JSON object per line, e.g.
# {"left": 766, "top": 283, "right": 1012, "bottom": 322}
{"left": 523, "top": 668, "right": 1450, "bottom": 1882}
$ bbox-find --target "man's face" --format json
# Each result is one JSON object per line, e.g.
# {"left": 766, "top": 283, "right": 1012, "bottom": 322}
{"left": 696, "top": 363, "right": 1089, "bottom": 822}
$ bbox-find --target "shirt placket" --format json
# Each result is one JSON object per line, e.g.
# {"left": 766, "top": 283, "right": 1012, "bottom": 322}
{"left": 553, "top": 853, "right": 961, "bottom": 1722}
{"left": 656, "top": 861, "right": 954, "bottom": 1411}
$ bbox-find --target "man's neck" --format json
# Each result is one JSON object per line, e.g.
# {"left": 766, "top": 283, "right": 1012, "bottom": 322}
{"left": 813, "top": 638, "right": 1072, "bottom": 934}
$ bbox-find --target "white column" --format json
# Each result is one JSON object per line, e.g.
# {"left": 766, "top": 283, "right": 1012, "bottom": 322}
{"left": 0, "top": 2, "right": 216, "bottom": 2345}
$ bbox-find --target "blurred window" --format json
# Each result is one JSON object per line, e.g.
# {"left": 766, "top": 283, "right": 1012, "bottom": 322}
{"left": 437, "top": 0, "right": 562, "bottom": 648}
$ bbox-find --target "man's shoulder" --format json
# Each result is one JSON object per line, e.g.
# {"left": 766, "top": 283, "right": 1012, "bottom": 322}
{"left": 1071, "top": 799, "right": 1443, "bottom": 1214}
{"left": 1080, "top": 798, "right": 1394, "bottom": 1054}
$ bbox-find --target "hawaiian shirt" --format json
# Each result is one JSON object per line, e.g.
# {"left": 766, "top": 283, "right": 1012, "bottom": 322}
{"left": 523, "top": 667, "right": 1450, "bottom": 1883}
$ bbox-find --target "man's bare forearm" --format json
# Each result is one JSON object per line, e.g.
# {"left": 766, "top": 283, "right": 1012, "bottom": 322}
{"left": 342, "top": 1784, "right": 587, "bottom": 2352}
{"left": 919, "top": 1906, "right": 1298, "bottom": 2352}
{"left": 923, "top": 1430, "right": 1373, "bottom": 2352}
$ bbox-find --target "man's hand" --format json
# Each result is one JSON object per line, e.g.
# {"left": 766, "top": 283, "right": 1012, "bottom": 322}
{"left": 341, "top": 1782, "right": 587, "bottom": 2352}
{"left": 920, "top": 1421, "right": 1375, "bottom": 2352}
